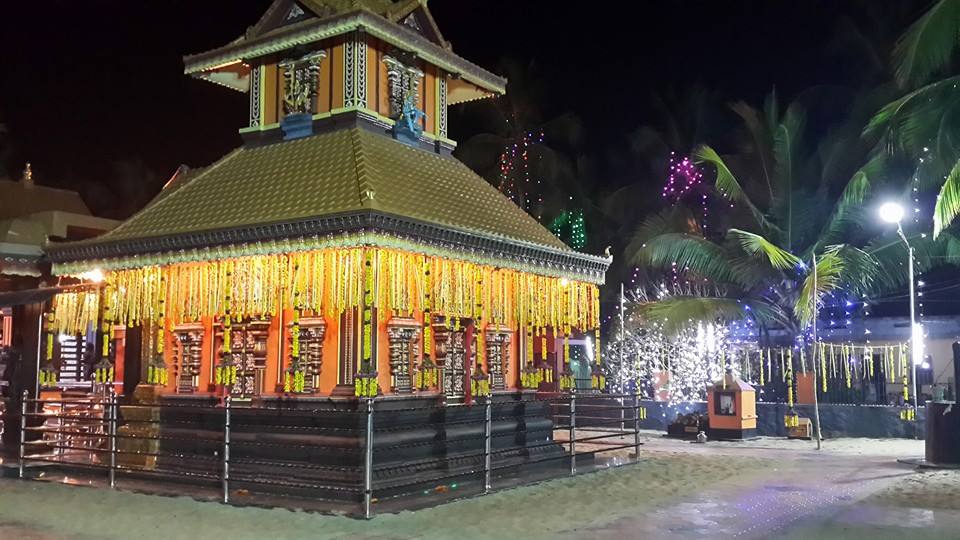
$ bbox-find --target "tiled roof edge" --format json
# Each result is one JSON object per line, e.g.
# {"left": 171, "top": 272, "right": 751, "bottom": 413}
{"left": 46, "top": 211, "right": 611, "bottom": 283}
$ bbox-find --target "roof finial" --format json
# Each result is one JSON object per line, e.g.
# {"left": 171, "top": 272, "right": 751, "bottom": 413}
{"left": 22, "top": 162, "right": 33, "bottom": 188}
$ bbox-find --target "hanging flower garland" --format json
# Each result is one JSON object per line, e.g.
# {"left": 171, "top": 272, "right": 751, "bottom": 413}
{"left": 93, "top": 286, "right": 116, "bottom": 385}
{"left": 284, "top": 264, "right": 307, "bottom": 394}
{"left": 91, "top": 248, "right": 600, "bottom": 335}
{"left": 214, "top": 265, "right": 238, "bottom": 389}
{"left": 355, "top": 249, "right": 379, "bottom": 398}
{"left": 146, "top": 275, "right": 169, "bottom": 386}
{"left": 471, "top": 266, "right": 491, "bottom": 398}
{"left": 415, "top": 256, "right": 438, "bottom": 390}
{"left": 39, "top": 313, "right": 58, "bottom": 388}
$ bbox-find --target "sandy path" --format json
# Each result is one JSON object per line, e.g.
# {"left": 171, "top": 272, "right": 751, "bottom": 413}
{"left": 2, "top": 433, "right": 957, "bottom": 540}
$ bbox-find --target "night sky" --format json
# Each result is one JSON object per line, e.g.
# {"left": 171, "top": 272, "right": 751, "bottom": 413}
{"left": 0, "top": 0, "right": 928, "bottom": 219}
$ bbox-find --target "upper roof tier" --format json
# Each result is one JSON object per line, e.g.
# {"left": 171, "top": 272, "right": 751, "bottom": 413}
{"left": 185, "top": 0, "right": 505, "bottom": 108}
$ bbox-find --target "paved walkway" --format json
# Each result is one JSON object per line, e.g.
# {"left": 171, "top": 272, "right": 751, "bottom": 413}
{"left": 573, "top": 437, "right": 927, "bottom": 539}
{"left": 2, "top": 434, "right": 957, "bottom": 539}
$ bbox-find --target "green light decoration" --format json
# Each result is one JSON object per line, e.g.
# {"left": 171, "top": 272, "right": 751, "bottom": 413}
{"left": 548, "top": 209, "right": 587, "bottom": 250}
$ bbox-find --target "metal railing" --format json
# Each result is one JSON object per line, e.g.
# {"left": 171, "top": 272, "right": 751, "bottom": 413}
{"left": 16, "top": 389, "right": 645, "bottom": 518}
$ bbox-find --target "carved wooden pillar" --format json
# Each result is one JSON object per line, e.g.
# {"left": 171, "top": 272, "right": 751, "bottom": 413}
{"left": 172, "top": 323, "right": 204, "bottom": 393}
{"left": 432, "top": 316, "right": 451, "bottom": 395}
{"left": 386, "top": 317, "right": 421, "bottom": 394}
{"left": 289, "top": 317, "right": 326, "bottom": 394}
{"left": 485, "top": 325, "right": 512, "bottom": 391}
{"left": 443, "top": 320, "right": 467, "bottom": 400}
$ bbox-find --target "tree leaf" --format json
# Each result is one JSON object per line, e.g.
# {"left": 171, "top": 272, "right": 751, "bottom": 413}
{"left": 934, "top": 157, "right": 960, "bottom": 237}
{"left": 636, "top": 296, "right": 752, "bottom": 336}
{"left": 795, "top": 251, "right": 844, "bottom": 326}
{"left": 634, "top": 233, "right": 745, "bottom": 287}
{"left": 892, "top": 0, "right": 960, "bottom": 86}
{"left": 693, "top": 145, "right": 779, "bottom": 234}
{"left": 727, "top": 228, "right": 800, "bottom": 269}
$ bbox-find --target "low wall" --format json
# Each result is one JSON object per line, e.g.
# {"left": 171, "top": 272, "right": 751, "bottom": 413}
{"left": 631, "top": 400, "right": 924, "bottom": 439}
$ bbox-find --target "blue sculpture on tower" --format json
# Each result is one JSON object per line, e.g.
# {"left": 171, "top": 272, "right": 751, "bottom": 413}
{"left": 393, "top": 95, "right": 426, "bottom": 146}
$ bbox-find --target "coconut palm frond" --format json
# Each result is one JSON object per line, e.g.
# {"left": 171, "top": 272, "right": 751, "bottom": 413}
{"left": 892, "top": 0, "right": 960, "bottom": 86}
{"left": 795, "top": 252, "right": 844, "bottom": 326}
{"left": 727, "top": 228, "right": 800, "bottom": 270}
{"left": 863, "top": 75, "right": 960, "bottom": 139}
{"left": 729, "top": 101, "right": 774, "bottom": 199}
{"left": 934, "top": 157, "right": 960, "bottom": 237}
{"left": 637, "top": 296, "right": 752, "bottom": 336}
{"left": 623, "top": 206, "right": 698, "bottom": 259}
{"left": 826, "top": 244, "right": 882, "bottom": 295}
{"left": 811, "top": 171, "right": 871, "bottom": 252}
{"left": 693, "top": 145, "right": 779, "bottom": 234}
{"left": 773, "top": 107, "right": 805, "bottom": 194}
{"left": 864, "top": 232, "right": 943, "bottom": 292}
{"left": 634, "top": 233, "right": 742, "bottom": 286}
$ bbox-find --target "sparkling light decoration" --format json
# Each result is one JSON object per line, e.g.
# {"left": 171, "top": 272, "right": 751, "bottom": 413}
{"left": 498, "top": 129, "right": 545, "bottom": 217}
{"left": 549, "top": 209, "right": 587, "bottom": 250}
{"left": 661, "top": 152, "right": 704, "bottom": 201}
{"left": 604, "top": 285, "right": 734, "bottom": 404}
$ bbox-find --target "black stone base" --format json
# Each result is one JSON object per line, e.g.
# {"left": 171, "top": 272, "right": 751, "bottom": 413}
{"left": 140, "top": 392, "right": 568, "bottom": 501}
{"left": 708, "top": 427, "right": 757, "bottom": 440}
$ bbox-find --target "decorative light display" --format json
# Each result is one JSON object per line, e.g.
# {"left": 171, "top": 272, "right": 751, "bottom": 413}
{"left": 548, "top": 209, "right": 587, "bottom": 250}
{"left": 606, "top": 285, "right": 917, "bottom": 407}
{"left": 661, "top": 152, "right": 704, "bottom": 201}
{"left": 49, "top": 250, "right": 601, "bottom": 396}
{"left": 57, "top": 249, "right": 599, "bottom": 335}
{"left": 662, "top": 152, "right": 709, "bottom": 235}
{"left": 498, "top": 129, "right": 545, "bottom": 217}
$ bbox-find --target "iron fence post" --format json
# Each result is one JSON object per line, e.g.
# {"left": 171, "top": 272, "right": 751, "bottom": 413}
{"left": 222, "top": 395, "right": 231, "bottom": 504}
{"left": 633, "top": 392, "right": 641, "bottom": 459}
{"left": 19, "top": 389, "right": 28, "bottom": 479}
{"left": 108, "top": 388, "right": 117, "bottom": 488}
{"left": 484, "top": 395, "right": 492, "bottom": 493}
{"left": 569, "top": 390, "right": 577, "bottom": 476}
{"left": 620, "top": 395, "right": 625, "bottom": 431}
{"left": 364, "top": 397, "right": 375, "bottom": 519}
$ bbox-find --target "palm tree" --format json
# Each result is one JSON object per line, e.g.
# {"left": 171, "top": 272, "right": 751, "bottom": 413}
{"left": 629, "top": 91, "right": 947, "bottom": 338}
{"left": 863, "top": 0, "right": 960, "bottom": 237}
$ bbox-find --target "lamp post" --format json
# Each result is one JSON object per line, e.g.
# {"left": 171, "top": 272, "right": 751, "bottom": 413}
{"left": 878, "top": 202, "right": 920, "bottom": 419}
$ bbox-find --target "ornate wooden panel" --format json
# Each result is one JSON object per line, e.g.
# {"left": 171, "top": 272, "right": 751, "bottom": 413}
{"left": 387, "top": 317, "right": 421, "bottom": 394}
{"left": 287, "top": 316, "right": 326, "bottom": 393}
{"left": 172, "top": 322, "right": 204, "bottom": 393}
{"left": 485, "top": 325, "right": 512, "bottom": 391}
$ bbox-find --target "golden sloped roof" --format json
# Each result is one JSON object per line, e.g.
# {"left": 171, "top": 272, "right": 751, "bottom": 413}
{"left": 70, "top": 128, "right": 569, "bottom": 252}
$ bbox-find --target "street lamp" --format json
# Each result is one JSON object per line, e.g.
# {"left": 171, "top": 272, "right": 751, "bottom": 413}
{"left": 878, "top": 201, "right": 921, "bottom": 418}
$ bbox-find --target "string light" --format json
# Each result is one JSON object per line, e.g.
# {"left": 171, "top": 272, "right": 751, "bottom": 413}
{"left": 498, "top": 129, "right": 545, "bottom": 218}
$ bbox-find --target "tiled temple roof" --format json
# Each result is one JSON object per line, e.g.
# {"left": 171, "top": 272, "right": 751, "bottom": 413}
{"left": 47, "top": 128, "right": 610, "bottom": 281}
{"left": 64, "top": 128, "right": 567, "bottom": 250}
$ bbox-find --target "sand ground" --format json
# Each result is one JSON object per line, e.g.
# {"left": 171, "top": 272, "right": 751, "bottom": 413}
{"left": 1, "top": 432, "right": 957, "bottom": 539}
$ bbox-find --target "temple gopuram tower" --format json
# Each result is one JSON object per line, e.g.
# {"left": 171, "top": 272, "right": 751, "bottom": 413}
{"left": 44, "top": 0, "right": 611, "bottom": 404}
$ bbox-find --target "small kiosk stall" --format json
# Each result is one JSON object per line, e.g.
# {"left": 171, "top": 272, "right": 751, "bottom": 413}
{"left": 707, "top": 373, "right": 757, "bottom": 440}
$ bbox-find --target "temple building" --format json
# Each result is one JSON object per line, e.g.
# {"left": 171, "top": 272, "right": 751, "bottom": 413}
{"left": 41, "top": 0, "right": 611, "bottom": 405}
{"left": 0, "top": 164, "right": 116, "bottom": 444}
